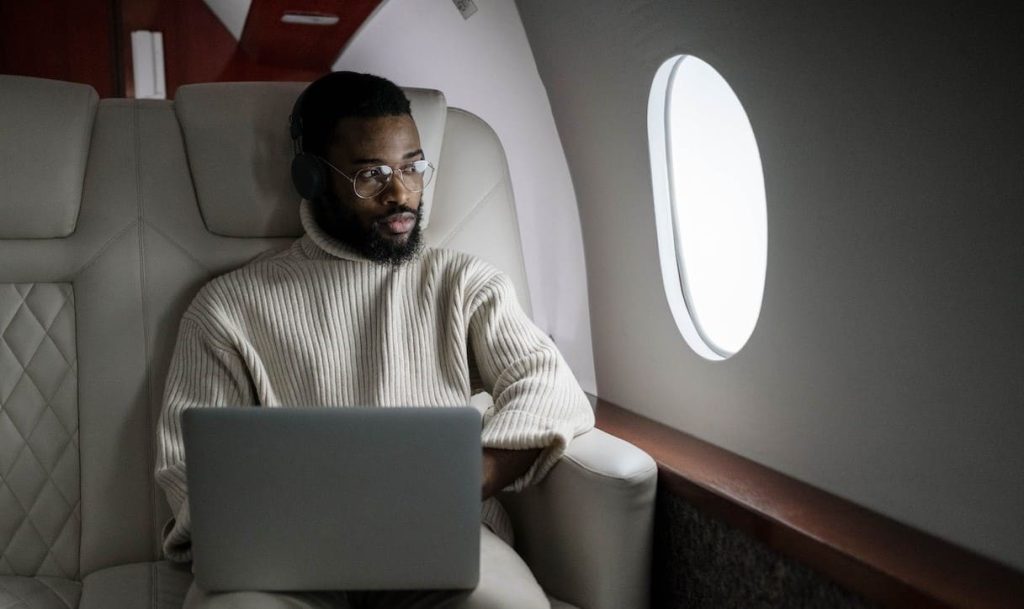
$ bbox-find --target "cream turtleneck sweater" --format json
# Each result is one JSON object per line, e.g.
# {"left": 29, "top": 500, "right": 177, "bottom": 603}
{"left": 155, "top": 201, "right": 595, "bottom": 562}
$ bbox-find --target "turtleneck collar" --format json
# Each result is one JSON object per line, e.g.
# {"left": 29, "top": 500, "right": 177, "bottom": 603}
{"left": 298, "top": 199, "right": 370, "bottom": 263}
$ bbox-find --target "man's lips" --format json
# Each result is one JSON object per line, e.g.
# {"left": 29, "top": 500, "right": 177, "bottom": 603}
{"left": 376, "top": 212, "right": 416, "bottom": 236}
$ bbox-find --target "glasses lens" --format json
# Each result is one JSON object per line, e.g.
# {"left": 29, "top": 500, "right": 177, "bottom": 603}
{"left": 354, "top": 166, "right": 392, "bottom": 198}
{"left": 397, "top": 160, "right": 434, "bottom": 192}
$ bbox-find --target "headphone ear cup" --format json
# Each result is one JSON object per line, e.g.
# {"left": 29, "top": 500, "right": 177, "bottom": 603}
{"left": 291, "top": 153, "right": 328, "bottom": 200}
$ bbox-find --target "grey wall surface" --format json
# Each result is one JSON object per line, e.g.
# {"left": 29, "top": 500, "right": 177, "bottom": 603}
{"left": 515, "top": 0, "right": 1024, "bottom": 570}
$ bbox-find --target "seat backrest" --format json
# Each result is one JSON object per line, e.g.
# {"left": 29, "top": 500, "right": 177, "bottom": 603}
{"left": 0, "top": 75, "right": 144, "bottom": 579}
{"left": 0, "top": 75, "right": 531, "bottom": 577}
{"left": 162, "top": 81, "right": 531, "bottom": 300}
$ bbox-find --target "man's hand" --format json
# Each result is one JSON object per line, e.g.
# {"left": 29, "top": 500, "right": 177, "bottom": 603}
{"left": 481, "top": 447, "right": 542, "bottom": 499}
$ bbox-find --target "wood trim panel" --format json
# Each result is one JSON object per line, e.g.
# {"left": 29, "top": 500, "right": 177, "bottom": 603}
{"left": 594, "top": 399, "right": 1024, "bottom": 609}
{"left": 119, "top": 0, "right": 327, "bottom": 99}
{"left": 239, "top": 0, "right": 382, "bottom": 71}
{"left": 0, "top": 0, "right": 118, "bottom": 97}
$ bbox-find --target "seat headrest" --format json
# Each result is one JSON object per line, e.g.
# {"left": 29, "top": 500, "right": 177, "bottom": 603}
{"left": 174, "top": 82, "right": 447, "bottom": 238}
{"left": 0, "top": 76, "right": 98, "bottom": 239}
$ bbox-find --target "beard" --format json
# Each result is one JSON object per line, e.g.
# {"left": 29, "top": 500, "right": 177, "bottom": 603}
{"left": 313, "top": 194, "right": 424, "bottom": 267}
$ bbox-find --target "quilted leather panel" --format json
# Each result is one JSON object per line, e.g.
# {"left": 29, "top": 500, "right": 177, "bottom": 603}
{"left": 0, "top": 575, "right": 80, "bottom": 609}
{"left": 0, "top": 285, "right": 79, "bottom": 579}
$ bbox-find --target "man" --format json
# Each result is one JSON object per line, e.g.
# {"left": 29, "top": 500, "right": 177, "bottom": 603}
{"left": 155, "top": 71, "right": 595, "bottom": 608}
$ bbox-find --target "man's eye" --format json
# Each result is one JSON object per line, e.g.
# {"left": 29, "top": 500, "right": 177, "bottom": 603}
{"left": 359, "top": 168, "right": 385, "bottom": 179}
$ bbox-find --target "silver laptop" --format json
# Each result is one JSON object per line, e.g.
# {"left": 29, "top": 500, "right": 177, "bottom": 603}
{"left": 182, "top": 407, "right": 482, "bottom": 592}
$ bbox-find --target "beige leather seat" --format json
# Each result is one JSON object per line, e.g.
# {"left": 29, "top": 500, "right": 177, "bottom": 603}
{"left": 0, "top": 74, "right": 656, "bottom": 609}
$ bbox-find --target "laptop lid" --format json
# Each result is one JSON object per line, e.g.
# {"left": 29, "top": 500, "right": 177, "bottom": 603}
{"left": 182, "top": 407, "right": 482, "bottom": 592}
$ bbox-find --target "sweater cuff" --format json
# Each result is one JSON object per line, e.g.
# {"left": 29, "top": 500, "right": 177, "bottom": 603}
{"left": 481, "top": 409, "right": 577, "bottom": 491}
{"left": 161, "top": 501, "right": 193, "bottom": 563}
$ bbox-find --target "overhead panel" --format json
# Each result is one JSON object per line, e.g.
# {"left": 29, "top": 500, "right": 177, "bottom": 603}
{"left": 239, "top": 0, "right": 383, "bottom": 71}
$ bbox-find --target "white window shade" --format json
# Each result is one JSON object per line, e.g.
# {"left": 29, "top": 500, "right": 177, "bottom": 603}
{"left": 648, "top": 55, "right": 768, "bottom": 360}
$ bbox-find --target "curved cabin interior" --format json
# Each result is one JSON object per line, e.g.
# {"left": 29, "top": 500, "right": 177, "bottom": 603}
{"left": 1, "top": 1, "right": 1022, "bottom": 608}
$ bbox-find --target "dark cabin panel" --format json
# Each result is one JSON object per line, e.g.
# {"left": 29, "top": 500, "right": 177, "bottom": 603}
{"left": 0, "top": 0, "right": 119, "bottom": 97}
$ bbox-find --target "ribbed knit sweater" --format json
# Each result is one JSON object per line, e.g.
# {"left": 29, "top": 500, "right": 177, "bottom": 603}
{"left": 155, "top": 200, "right": 595, "bottom": 562}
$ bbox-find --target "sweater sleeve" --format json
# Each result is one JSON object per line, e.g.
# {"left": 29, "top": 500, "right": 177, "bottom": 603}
{"left": 468, "top": 272, "right": 595, "bottom": 491}
{"left": 154, "top": 312, "right": 257, "bottom": 562}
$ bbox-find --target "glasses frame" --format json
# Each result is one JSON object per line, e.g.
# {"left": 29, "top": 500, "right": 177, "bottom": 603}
{"left": 320, "top": 157, "right": 435, "bottom": 200}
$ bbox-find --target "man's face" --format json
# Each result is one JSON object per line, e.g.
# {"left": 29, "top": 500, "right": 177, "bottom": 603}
{"left": 315, "top": 114, "right": 425, "bottom": 265}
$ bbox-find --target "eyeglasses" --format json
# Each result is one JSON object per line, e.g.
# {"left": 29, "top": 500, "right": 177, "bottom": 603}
{"left": 321, "top": 158, "right": 435, "bottom": 199}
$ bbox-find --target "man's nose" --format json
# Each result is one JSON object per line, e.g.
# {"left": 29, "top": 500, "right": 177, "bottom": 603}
{"left": 380, "top": 172, "right": 415, "bottom": 207}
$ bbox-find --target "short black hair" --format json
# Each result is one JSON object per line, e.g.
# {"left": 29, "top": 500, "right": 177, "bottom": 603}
{"left": 296, "top": 71, "right": 412, "bottom": 157}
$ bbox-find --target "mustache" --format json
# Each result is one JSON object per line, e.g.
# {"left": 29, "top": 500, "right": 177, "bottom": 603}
{"left": 373, "top": 205, "right": 421, "bottom": 224}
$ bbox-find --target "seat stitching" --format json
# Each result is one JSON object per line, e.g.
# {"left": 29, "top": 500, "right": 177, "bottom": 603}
{"left": 4, "top": 301, "right": 45, "bottom": 372}
{"left": 36, "top": 296, "right": 75, "bottom": 370}
{"left": 36, "top": 498, "right": 80, "bottom": 576}
{"left": 15, "top": 434, "right": 74, "bottom": 517}
{"left": 140, "top": 220, "right": 214, "bottom": 273}
{"left": 0, "top": 480, "right": 55, "bottom": 575}
{"left": 17, "top": 286, "right": 51, "bottom": 339}
{"left": 0, "top": 389, "right": 30, "bottom": 482}
{"left": 68, "top": 221, "right": 139, "bottom": 279}
{"left": 14, "top": 350, "right": 78, "bottom": 576}
{"left": 17, "top": 289, "right": 59, "bottom": 366}
{"left": 20, "top": 367, "right": 76, "bottom": 450}
{"left": 20, "top": 344, "right": 73, "bottom": 404}
{"left": 0, "top": 369, "right": 50, "bottom": 487}
{"left": 71, "top": 284, "right": 82, "bottom": 582}
{"left": 150, "top": 561, "right": 157, "bottom": 609}
{"left": 3, "top": 355, "right": 80, "bottom": 567}
{"left": 14, "top": 367, "right": 72, "bottom": 454}
{"left": 0, "top": 579, "right": 30, "bottom": 609}
{"left": 20, "top": 440, "right": 75, "bottom": 513}
{"left": 16, "top": 337, "right": 74, "bottom": 414}
{"left": 1, "top": 387, "right": 78, "bottom": 557}
{"left": 436, "top": 179, "right": 504, "bottom": 248}
{"left": 20, "top": 285, "right": 34, "bottom": 314}
{"left": 33, "top": 576, "right": 75, "bottom": 609}
{"left": 0, "top": 480, "right": 26, "bottom": 561}
{"left": 135, "top": 100, "right": 161, "bottom": 562}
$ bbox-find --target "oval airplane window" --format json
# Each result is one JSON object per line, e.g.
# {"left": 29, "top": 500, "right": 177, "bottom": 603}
{"left": 648, "top": 55, "right": 767, "bottom": 360}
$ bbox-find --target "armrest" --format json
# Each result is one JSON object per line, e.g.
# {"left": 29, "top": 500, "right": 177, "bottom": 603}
{"left": 499, "top": 428, "right": 657, "bottom": 609}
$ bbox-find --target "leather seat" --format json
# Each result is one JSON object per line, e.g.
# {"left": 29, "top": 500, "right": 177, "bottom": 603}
{"left": 78, "top": 562, "right": 191, "bottom": 609}
{"left": 0, "top": 575, "right": 81, "bottom": 609}
{"left": 0, "top": 74, "right": 656, "bottom": 609}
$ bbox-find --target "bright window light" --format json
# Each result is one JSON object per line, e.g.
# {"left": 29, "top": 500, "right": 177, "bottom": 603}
{"left": 648, "top": 55, "right": 767, "bottom": 360}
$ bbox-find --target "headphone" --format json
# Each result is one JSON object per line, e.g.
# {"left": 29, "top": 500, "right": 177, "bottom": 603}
{"left": 289, "top": 88, "right": 329, "bottom": 200}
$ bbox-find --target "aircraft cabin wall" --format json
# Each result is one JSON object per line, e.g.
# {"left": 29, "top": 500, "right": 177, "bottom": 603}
{"left": 515, "top": 0, "right": 1024, "bottom": 571}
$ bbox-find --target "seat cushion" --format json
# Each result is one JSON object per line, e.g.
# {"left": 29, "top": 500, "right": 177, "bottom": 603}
{"left": 78, "top": 562, "right": 191, "bottom": 609}
{"left": 0, "top": 575, "right": 80, "bottom": 609}
{"left": 0, "top": 76, "right": 97, "bottom": 239}
{"left": 75, "top": 562, "right": 576, "bottom": 609}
